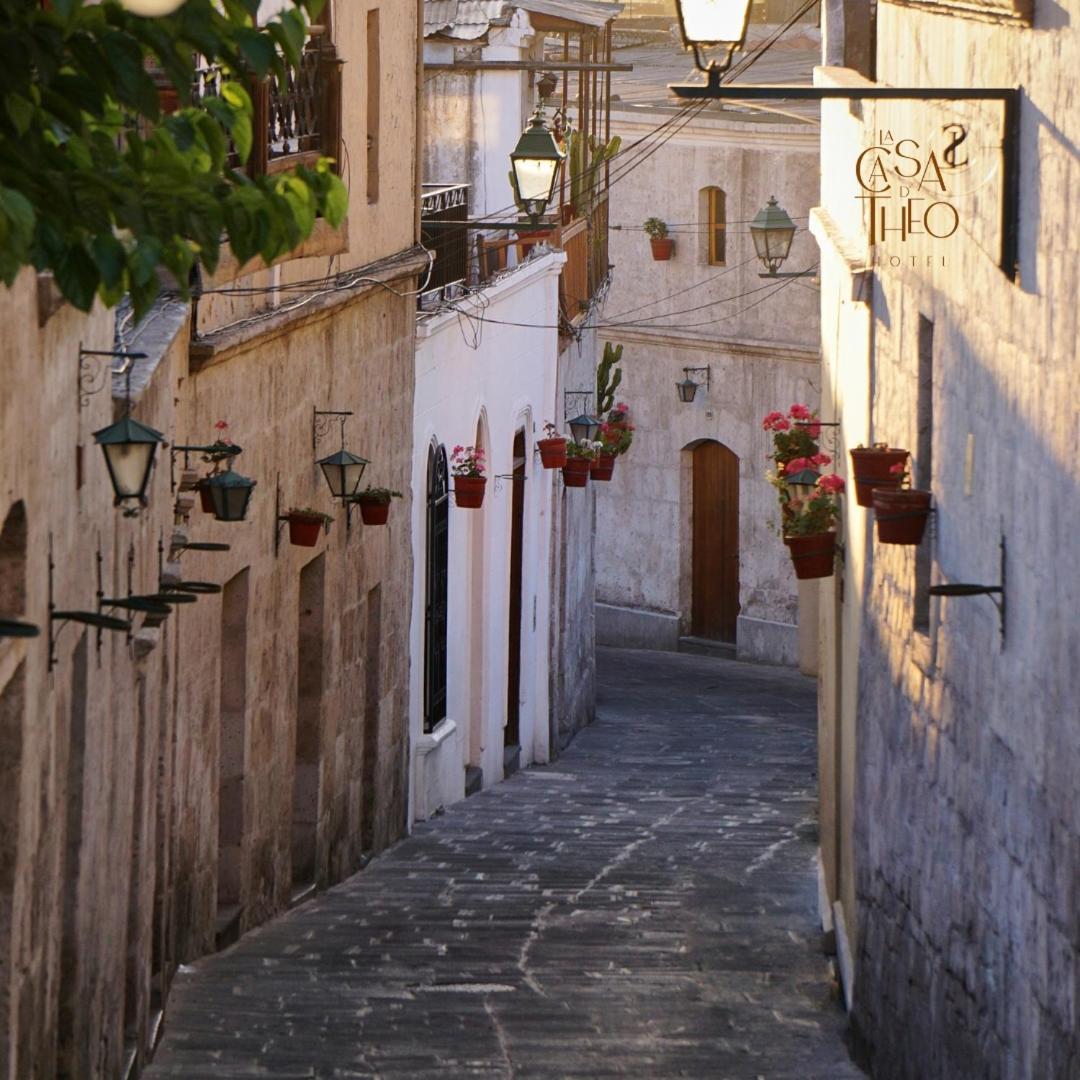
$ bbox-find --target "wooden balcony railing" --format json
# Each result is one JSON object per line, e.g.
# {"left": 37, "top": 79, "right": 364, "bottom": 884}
{"left": 559, "top": 194, "right": 609, "bottom": 324}
{"left": 192, "top": 35, "right": 342, "bottom": 177}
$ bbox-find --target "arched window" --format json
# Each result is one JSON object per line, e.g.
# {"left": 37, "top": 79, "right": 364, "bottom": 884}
{"left": 702, "top": 187, "right": 726, "bottom": 266}
{"left": 423, "top": 445, "right": 449, "bottom": 734}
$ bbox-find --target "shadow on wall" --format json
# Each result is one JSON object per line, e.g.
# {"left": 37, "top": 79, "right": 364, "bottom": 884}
{"left": 844, "top": 310, "right": 1078, "bottom": 1080}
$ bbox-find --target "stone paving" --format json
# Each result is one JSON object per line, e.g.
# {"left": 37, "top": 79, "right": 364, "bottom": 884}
{"left": 146, "top": 647, "right": 865, "bottom": 1079}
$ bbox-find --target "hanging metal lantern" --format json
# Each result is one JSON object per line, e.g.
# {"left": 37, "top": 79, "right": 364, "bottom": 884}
{"left": 318, "top": 448, "right": 369, "bottom": 500}
{"left": 93, "top": 415, "right": 165, "bottom": 507}
{"left": 675, "top": 0, "right": 754, "bottom": 74}
{"left": 509, "top": 106, "right": 565, "bottom": 223}
{"left": 676, "top": 378, "right": 699, "bottom": 403}
{"left": 786, "top": 467, "right": 821, "bottom": 499}
{"left": 204, "top": 468, "right": 256, "bottom": 522}
{"left": 750, "top": 196, "right": 797, "bottom": 274}
{"left": 567, "top": 413, "right": 601, "bottom": 446}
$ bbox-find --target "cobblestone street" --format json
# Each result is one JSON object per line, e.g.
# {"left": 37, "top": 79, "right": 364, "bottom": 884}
{"left": 146, "top": 648, "right": 863, "bottom": 1079}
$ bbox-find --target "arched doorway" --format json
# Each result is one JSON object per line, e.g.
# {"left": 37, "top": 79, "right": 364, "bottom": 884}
{"left": 503, "top": 430, "right": 527, "bottom": 772}
{"left": 690, "top": 440, "right": 740, "bottom": 642}
{"left": 423, "top": 444, "right": 449, "bottom": 734}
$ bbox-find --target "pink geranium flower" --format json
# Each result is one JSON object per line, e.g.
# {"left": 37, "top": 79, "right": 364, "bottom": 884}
{"left": 762, "top": 411, "right": 785, "bottom": 430}
{"left": 811, "top": 453, "right": 832, "bottom": 467}
{"left": 889, "top": 462, "right": 905, "bottom": 474}
{"left": 789, "top": 403, "right": 811, "bottom": 420}
{"left": 785, "top": 457, "right": 811, "bottom": 474}
{"left": 817, "top": 474, "right": 845, "bottom": 494}
{"left": 772, "top": 417, "right": 790, "bottom": 431}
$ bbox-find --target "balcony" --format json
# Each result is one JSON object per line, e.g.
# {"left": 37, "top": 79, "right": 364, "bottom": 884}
{"left": 192, "top": 33, "right": 342, "bottom": 177}
{"left": 558, "top": 195, "right": 609, "bottom": 325}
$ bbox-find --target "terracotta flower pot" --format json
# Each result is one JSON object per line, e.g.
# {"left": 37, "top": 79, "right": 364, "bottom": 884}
{"left": 590, "top": 453, "right": 616, "bottom": 481}
{"left": 650, "top": 237, "right": 674, "bottom": 261}
{"left": 562, "top": 458, "right": 591, "bottom": 488}
{"left": 356, "top": 498, "right": 391, "bottom": 526}
{"left": 784, "top": 532, "right": 836, "bottom": 580}
{"left": 287, "top": 514, "right": 326, "bottom": 547}
{"left": 872, "top": 488, "right": 932, "bottom": 545}
{"left": 197, "top": 481, "right": 215, "bottom": 514}
{"left": 538, "top": 437, "right": 568, "bottom": 470}
{"left": 453, "top": 475, "right": 487, "bottom": 508}
{"left": 849, "top": 447, "right": 910, "bottom": 507}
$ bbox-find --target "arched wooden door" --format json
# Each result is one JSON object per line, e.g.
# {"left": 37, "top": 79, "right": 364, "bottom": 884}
{"left": 691, "top": 441, "right": 740, "bottom": 642}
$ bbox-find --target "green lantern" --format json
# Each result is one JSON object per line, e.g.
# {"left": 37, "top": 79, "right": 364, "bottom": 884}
{"left": 93, "top": 415, "right": 165, "bottom": 507}
{"left": 750, "top": 197, "right": 797, "bottom": 274}
{"left": 510, "top": 107, "right": 565, "bottom": 223}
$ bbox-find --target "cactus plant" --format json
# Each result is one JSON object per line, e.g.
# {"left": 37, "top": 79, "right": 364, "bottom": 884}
{"left": 596, "top": 341, "right": 624, "bottom": 416}
{"left": 568, "top": 129, "right": 621, "bottom": 216}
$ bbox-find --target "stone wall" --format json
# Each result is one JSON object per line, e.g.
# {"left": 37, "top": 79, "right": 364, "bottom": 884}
{"left": 816, "top": 2, "right": 1080, "bottom": 1075}
{"left": 0, "top": 7, "right": 422, "bottom": 1077}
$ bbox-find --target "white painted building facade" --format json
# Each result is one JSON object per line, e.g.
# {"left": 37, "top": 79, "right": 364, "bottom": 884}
{"left": 594, "top": 101, "right": 821, "bottom": 666}
{"left": 408, "top": 251, "right": 566, "bottom": 820}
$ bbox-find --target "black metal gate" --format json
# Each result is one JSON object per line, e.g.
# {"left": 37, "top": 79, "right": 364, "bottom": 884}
{"left": 423, "top": 444, "right": 449, "bottom": 733}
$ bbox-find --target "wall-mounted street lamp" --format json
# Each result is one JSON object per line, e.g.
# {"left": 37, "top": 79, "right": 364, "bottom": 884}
{"left": 171, "top": 443, "right": 251, "bottom": 523}
{"left": 94, "top": 415, "right": 166, "bottom": 513}
{"left": 674, "top": 0, "right": 753, "bottom": 79}
{"left": 676, "top": 366, "right": 711, "bottom": 403}
{"left": 567, "top": 413, "right": 601, "bottom": 445}
{"left": 749, "top": 197, "right": 813, "bottom": 278}
{"left": 668, "top": 1, "right": 1020, "bottom": 279}
{"left": 318, "top": 449, "right": 369, "bottom": 500}
{"left": 785, "top": 467, "right": 821, "bottom": 499}
{"left": 119, "top": 0, "right": 186, "bottom": 14}
{"left": 510, "top": 105, "right": 565, "bottom": 224}
{"left": 203, "top": 468, "right": 257, "bottom": 522}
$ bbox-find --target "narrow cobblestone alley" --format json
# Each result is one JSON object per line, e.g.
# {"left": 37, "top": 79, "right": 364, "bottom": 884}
{"left": 146, "top": 648, "right": 864, "bottom": 1080}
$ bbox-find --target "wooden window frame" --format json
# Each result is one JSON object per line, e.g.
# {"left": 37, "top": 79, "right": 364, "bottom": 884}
{"left": 706, "top": 187, "right": 726, "bottom": 267}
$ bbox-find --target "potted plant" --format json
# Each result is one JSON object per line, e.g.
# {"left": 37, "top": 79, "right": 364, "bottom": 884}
{"left": 353, "top": 486, "right": 402, "bottom": 526}
{"left": 783, "top": 474, "right": 845, "bottom": 579}
{"left": 595, "top": 401, "right": 634, "bottom": 481}
{"left": 285, "top": 508, "right": 333, "bottom": 547}
{"left": 644, "top": 217, "right": 674, "bottom": 261}
{"left": 872, "top": 463, "right": 932, "bottom": 545}
{"left": 849, "top": 443, "right": 910, "bottom": 507}
{"left": 196, "top": 420, "right": 238, "bottom": 512}
{"left": 451, "top": 445, "right": 487, "bottom": 508}
{"left": 538, "top": 422, "right": 569, "bottom": 470}
{"left": 562, "top": 441, "right": 597, "bottom": 488}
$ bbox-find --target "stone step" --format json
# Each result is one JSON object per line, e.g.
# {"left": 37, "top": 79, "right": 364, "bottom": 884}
{"left": 503, "top": 742, "right": 521, "bottom": 778}
{"left": 678, "top": 636, "right": 737, "bottom": 660}
{"left": 464, "top": 765, "right": 483, "bottom": 797}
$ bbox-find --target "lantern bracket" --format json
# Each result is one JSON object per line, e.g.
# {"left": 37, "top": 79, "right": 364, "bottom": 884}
{"left": 78, "top": 346, "right": 146, "bottom": 410}
{"left": 169, "top": 443, "right": 242, "bottom": 494}
{"left": 313, "top": 408, "right": 352, "bottom": 453}
{"left": 492, "top": 473, "right": 525, "bottom": 494}
{"left": 928, "top": 535, "right": 1007, "bottom": 646}
{"left": 563, "top": 390, "right": 594, "bottom": 422}
{"left": 686, "top": 366, "right": 710, "bottom": 390}
{"left": 667, "top": 79, "right": 1021, "bottom": 280}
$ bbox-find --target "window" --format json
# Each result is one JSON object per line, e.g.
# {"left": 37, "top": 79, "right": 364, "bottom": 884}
{"left": 704, "top": 187, "right": 726, "bottom": 266}
{"left": 914, "top": 315, "right": 934, "bottom": 634}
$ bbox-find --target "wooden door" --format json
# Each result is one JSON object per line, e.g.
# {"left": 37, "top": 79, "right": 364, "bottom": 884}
{"left": 691, "top": 441, "right": 740, "bottom": 642}
{"left": 504, "top": 432, "right": 526, "bottom": 750}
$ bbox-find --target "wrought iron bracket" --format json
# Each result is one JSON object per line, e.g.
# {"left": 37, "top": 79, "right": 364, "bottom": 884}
{"left": 563, "top": 389, "right": 594, "bottom": 422}
{"left": 312, "top": 408, "right": 352, "bottom": 453}
{"left": 169, "top": 443, "right": 242, "bottom": 493}
{"left": 684, "top": 366, "right": 711, "bottom": 391}
{"left": 78, "top": 346, "right": 146, "bottom": 410}
{"left": 929, "top": 535, "right": 1007, "bottom": 646}
{"left": 492, "top": 473, "right": 525, "bottom": 494}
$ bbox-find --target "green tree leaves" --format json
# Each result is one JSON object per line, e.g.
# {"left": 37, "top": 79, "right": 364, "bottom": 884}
{"left": 0, "top": 0, "right": 343, "bottom": 319}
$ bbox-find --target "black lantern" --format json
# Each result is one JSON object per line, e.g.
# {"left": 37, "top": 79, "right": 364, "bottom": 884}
{"left": 675, "top": 0, "right": 753, "bottom": 75}
{"left": 786, "top": 467, "right": 820, "bottom": 499}
{"left": 509, "top": 106, "right": 565, "bottom": 223}
{"left": 318, "top": 448, "right": 369, "bottom": 500}
{"left": 93, "top": 415, "right": 164, "bottom": 507}
{"left": 676, "top": 367, "right": 710, "bottom": 404}
{"left": 677, "top": 377, "right": 699, "bottom": 403}
{"left": 750, "top": 196, "right": 797, "bottom": 275}
{"left": 204, "top": 468, "right": 256, "bottom": 522}
{"left": 567, "top": 413, "right": 601, "bottom": 446}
